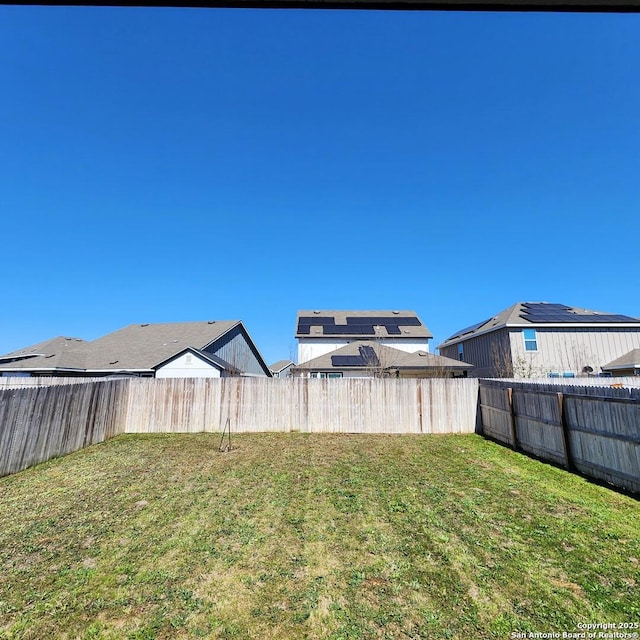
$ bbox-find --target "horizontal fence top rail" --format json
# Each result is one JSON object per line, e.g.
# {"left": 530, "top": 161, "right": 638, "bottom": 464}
{"left": 480, "top": 378, "right": 640, "bottom": 400}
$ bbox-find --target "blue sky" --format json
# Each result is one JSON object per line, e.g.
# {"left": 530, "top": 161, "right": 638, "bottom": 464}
{"left": 1, "top": 6, "right": 639, "bottom": 365}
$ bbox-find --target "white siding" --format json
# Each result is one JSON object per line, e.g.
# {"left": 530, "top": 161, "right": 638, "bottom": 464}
{"left": 298, "top": 338, "right": 429, "bottom": 364}
{"left": 156, "top": 352, "right": 222, "bottom": 379}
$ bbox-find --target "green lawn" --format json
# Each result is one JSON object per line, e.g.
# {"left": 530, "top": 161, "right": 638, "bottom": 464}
{"left": 0, "top": 433, "right": 638, "bottom": 639}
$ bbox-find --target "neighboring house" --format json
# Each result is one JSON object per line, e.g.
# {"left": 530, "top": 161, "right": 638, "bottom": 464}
{"left": 601, "top": 349, "right": 640, "bottom": 377}
{"left": 438, "top": 302, "right": 640, "bottom": 378}
{"left": 0, "top": 321, "right": 271, "bottom": 378}
{"left": 295, "top": 310, "right": 432, "bottom": 364}
{"left": 291, "top": 340, "right": 472, "bottom": 378}
{"left": 269, "top": 360, "right": 295, "bottom": 378}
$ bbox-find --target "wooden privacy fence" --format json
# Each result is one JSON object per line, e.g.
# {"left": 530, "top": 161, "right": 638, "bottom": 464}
{"left": 479, "top": 380, "right": 640, "bottom": 494}
{"left": 0, "top": 377, "right": 479, "bottom": 477}
{"left": 0, "top": 379, "right": 129, "bottom": 477}
{"left": 122, "top": 377, "right": 480, "bottom": 435}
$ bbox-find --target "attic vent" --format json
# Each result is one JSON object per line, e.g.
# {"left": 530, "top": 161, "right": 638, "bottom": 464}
{"left": 313, "top": 310, "right": 320, "bottom": 314}
{"left": 141, "top": 323, "right": 149, "bottom": 327}
{"left": 45, "top": 354, "right": 55, "bottom": 358}
{"left": 418, "top": 352, "right": 427, "bottom": 356}
{"left": 173, "top": 339, "right": 178, "bottom": 343}
{"left": 207, "top": 321, "right": 216, "bottom": 324}
{"left": 392, "top": 310, "right": 400, "bottom": 314}
{"left": 109, "top": 360, "right": 119, "bottom": 365}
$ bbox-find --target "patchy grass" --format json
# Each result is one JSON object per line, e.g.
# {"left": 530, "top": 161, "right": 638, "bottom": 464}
{"left": 0, "top": 433, "right": 638, "bottom": 639}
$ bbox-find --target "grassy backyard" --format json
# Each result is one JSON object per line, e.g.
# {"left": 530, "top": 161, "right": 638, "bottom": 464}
{"left": 0, "top": 432, "right": 638, "bottom": 640}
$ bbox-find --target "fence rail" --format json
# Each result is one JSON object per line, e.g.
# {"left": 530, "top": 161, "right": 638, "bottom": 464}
{"left": 2, "top": 376, "right": 639, "bottom": 495}
{"left": 0, "top": 377, "right": 479, "bottom": 477}
{"left": 479, "top": 380, "right": 640, "bottom": 494}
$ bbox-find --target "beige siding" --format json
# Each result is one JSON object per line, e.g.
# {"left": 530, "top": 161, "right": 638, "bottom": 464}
{"left": 509, "top": 328, "right": 640, "bottom": 376}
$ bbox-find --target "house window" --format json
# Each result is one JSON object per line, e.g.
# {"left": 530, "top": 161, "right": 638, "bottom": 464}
{"left": 311, "top": 371, "right": 343, "bottom": 379}
{"left": 327, "top": 372, "right": 343, "bottom": 379}
{"left": 523, "top": 329, "right": 537, "bottom": 351}
{"left": 457, "top": 344, "right": 464, "bottom": 361}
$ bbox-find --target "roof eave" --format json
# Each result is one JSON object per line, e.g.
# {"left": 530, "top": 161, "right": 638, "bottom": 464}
{"left": 440, "top": 321, "right": 640, "bottom": 348}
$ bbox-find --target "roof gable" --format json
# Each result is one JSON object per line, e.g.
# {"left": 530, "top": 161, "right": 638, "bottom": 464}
{"left": 154, "top": 347, "right": 239, "bottom": 373}
{"left": 0, "top": 321, "right": 243, "bottom": 373}
{"left": 293, "top": 340, "right": 472, "bottom": 371}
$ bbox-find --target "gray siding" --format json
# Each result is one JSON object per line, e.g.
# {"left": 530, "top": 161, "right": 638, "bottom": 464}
{"left": 440, "top": 329, "right": 511, "bottom": 377}
{"left": 206, "top": 325, "right": 269, "bottom": 376}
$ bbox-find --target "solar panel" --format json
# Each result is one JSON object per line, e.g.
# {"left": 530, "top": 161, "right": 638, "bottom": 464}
{"left": 448, "top": 318, "right": 490, "bottom": 340}
{"left": 323, "top": 325, "right": 376, "bottom": 335}
{"left": 332, "top": 355, "right": 367, "bottom": 366}
{"left": 359, "top": 345, "right": 380, "bottom": 366}
{"left": 346, "top": 316, "right": 421, "bottom": 326}
{"left": 297, "top": 316, "right": 335, "bottom": 326}
{"left": 521, "top": 304, "right": 639, "bottom": 323}
{"left": 297, "top": 316, "right": 336, "bottom": 334}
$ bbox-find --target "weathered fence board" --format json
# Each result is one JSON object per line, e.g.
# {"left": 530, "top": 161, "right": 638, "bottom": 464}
{"left": 5, "top": 375, "right": 638, "bottom": 493}
{"left": 122, "top": 378, "right": 479, "bottom": 435}
{"left": 480, "top": 380, "right": 640, "bottom": 494}
{"left": 0, "top": 380, "right": 128, "bottom": 477}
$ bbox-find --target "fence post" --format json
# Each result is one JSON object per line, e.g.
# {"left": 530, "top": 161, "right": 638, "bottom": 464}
{"left": 507, "top": 387, "right": 519, "bottom": 450}
{"left": 556, "top": 392, "right": 573, "bottom": 470}
{"left": 417, "top": 380, "right": 423, "bottom": 434}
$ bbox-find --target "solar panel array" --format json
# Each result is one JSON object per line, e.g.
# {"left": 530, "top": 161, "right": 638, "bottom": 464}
{"left": 447, "top": 318, "right": 491, "bottom": 341}
{"left": 331, "top": 345, "right": 381, "bottom": 368}
{"left": 297, "top": 315, "right": 422, "bottom": 336}
{"left": 297, "top": 316, "right": 337, "bottom": 335}
{"left": 520, "top": 303, "right": 638, "bottom": 324}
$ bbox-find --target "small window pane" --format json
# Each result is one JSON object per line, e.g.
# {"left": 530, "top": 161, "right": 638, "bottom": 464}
{"left": 523, "top": 329, "right": 537, "bottom": 351}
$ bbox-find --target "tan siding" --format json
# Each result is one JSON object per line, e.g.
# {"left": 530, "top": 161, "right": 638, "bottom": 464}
{"left": 510, "top": 328, "right": 640, "bottom": 376}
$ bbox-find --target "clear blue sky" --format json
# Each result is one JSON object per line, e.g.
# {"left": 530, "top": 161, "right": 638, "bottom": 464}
{"left": 1, "top": 6, "right": 639, "bottom": 365}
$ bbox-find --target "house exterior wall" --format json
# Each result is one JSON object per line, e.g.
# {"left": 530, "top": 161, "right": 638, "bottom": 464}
{"left": 508, "top": 327, "right": 640, "bottom": 377}
{"left": 298, "top": 338, "right": 429, "bottom": 364}
{"left": 295, "top": 369, "right": 373, "bottom": 379}
{"left": 156, "top": 352, "right": 222, "bottom": 378}
{"left": 273, "top": 363, "right": 294, "bottom": 378}
{"left": 441, "top": 327, "right": 640, "bottom": 378}
{"left": 207, "top": 325, "right": 269, "bottom": 376}
{"left": 439, "top": 329, "right": 511, "bottom": 378}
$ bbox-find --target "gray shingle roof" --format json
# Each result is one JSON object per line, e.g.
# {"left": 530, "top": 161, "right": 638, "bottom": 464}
{"left": 439, "top": 302, "right": 640, "bottom": 349}
{"left": 269, "top": 360, "right": 294, "bottom": 373}
{"left": 0, "top": 321, "right": 241, "bottom": 373}
{"left": 602, "top": 349, "right": 640, "bottom": 371}
{"left": 0, "top": 336, "right": 86, "bottom": 361}
{"left": 295, "top": 310, "right": 432, "bottom": 339}
{"left": 292, "top": 340, "right": 471, "bottom": 372}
